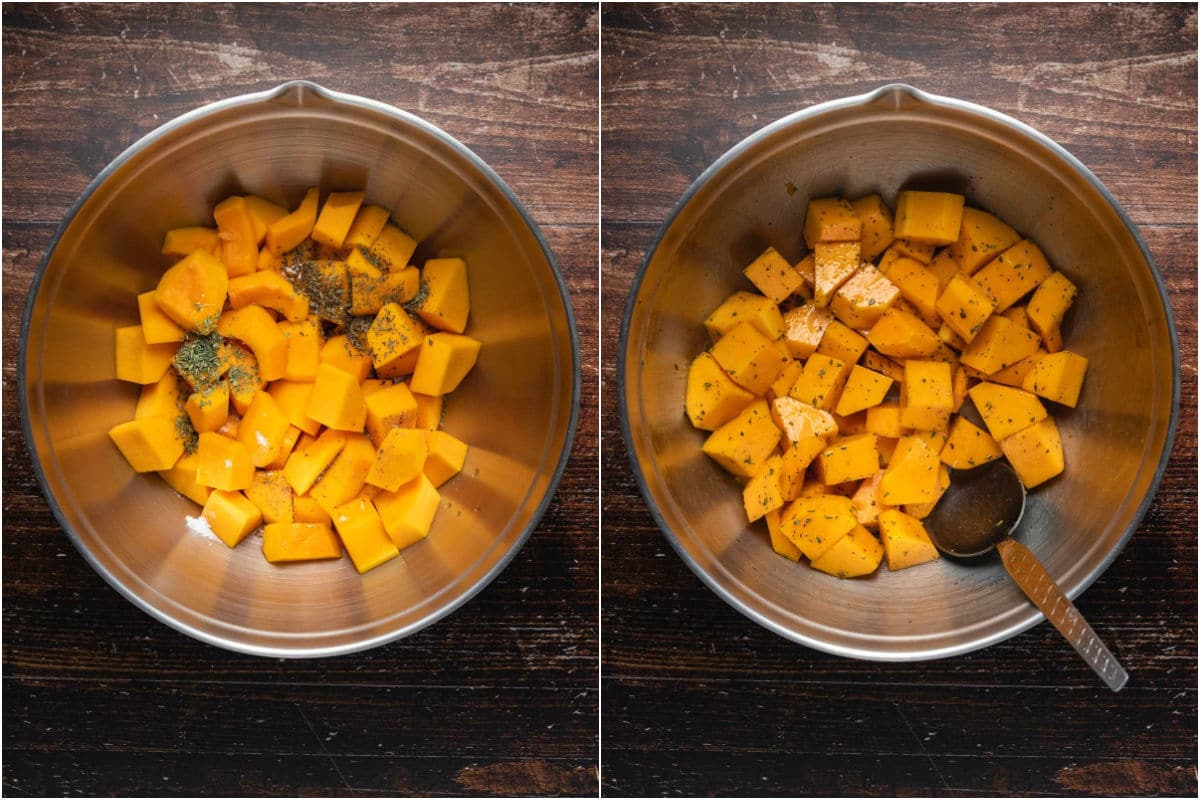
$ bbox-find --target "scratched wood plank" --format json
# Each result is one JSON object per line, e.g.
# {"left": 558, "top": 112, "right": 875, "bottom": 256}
{"left": 600, "top": 3, "right": 1196, "bottom": 796}
{"left": 602, "top": 2, "right": 1197, "bottom": 227}
{"left": 3, "top": 3, "right": 598, "bottom": 797}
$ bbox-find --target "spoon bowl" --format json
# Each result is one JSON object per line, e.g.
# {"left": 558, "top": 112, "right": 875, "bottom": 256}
{"left": 926, "top": 461, "right": 1129, "bottom": 692}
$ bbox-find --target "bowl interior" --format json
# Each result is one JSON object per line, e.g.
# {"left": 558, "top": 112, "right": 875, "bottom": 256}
{"left": 622, "top": 86, "right": 1177, "bottom": 660}
{"left": 22, "top": 84, "right": 577, "bottom": 656}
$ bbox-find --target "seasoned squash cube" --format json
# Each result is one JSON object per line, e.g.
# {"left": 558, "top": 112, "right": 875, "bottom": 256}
{"left": 894, "top": 191, "right": 964, "bottom": 245}
{"left": 424, "top": 430, "right": 468, "bottom": 487}
{"left": 903, "top": 464, "right": 950, "bottom": 519}
{"left": 109, "top": 417, "right": 185, "bottom": 473}
{"left": 1000, "top": 416, "right": 1064, "bottom": 488}
{"left": 135, "top": 373, "right": 186, "bottom": 424}
{"left": 196, "top": 432, "right": 255, "bottom": 491}
{"left": 771, "top": 396, "right": 837, "bottom": 446}
{"left": 888, "top": 238, "right": 936, "bottom": 265}
{"left": 850, "top": 471, "right": 892, "bottom": 530}
{"left": 764, "top": 509, "right": 802, "bottom": 561}
{"left": 307, "top": 362, "right": 367, "bottom": 432}
{"left": 989, "top": 348, "right": 1045, "bottom": 389}
{"left": 959, "top": 314, "right": 1041, "bottom": 375}
{"left": 835, "top": 365, "right": 893, "bottom": 416}
{"left": 769, "top": 357, "right": 802, "bottom": 400}
{"left": 968, "top": 382, "right": 1048, "bottom": 441}
{"left": 813, "top": 241, "right": 861, "bottom": 308}
{"left": 283, "top": 428, "right": 349, "bottom": 496}
{"left": 157, "top": 452, "right": 211, "bottom": 505}
{"left": 162, "top": 226, "right": 220, "bottom": 258}
{"left": 219, "top": 343, "right": 264, "bottom": 415}
{"left": 263, "top": 425, "right": 303, "bottom": 471}
{"left": 778, "top": 433, "right": 825, "bottom": 502}
{"left": 973, "top": 239, "right": 1054, "bottom": 313}
{"left": 879, "top": 434, "right": 942, "bottom": 505}
{"left": 366, "top": 428, "right": 428, "bottom": 492}
{"left": 410, "top": 333, "right": 483, "bottom": 396}
{"left": 351, "top": 268, "right": 420, "bottom": 317}
{"left": 940, "top": 416, "right": 1002, "bottom": 470}
{"left": 816, "top": 320, "right": 869, "bottom": 365}
{"left": 344, "top": 246, "right": 385, "bottom": 279}
{"left": 344, "top": 205, "right": 391, "bottom": 250}
{"left": 866, "top": 308, "right": 941, "bottom": 360}
{"left": 245, "top": 469, "right": 294, "bottom": 524}
{"left": 227, "top": 271, "right": 309, "bottom": 323}
{"left": 364, "top": 381, "right": 419, "bottom": 444}
{"left": 185, "top": 381, "right": 230, "bottom": 434}
{"left": 1026, "top": 271, "right": 1078, "bottom": 353}
{"left": 948, "top": 208, "right": 1021, "bottom": 275}
{"left": 312, "top": 191, "right": 365, "bottom": 249}
{"left": 926, "top": 249, "right": 960, "bottom": 294}
{"left": 810, "top": 524, "right": 884, "bottom": 578}
{"left": 115, "top": 325, "right": 176, "bottom": 385}
{"left": 414, "top": 257, "right": 471, "bottom": 333}
{"left": 1022, "top": 350, "right": 1088, "bottom": 408}
{"left": 212, "top": 195, "right": 259, "bottom": 277}
{"left": 781, "top": 304, "right": 834, "bottom": 359}
{"left": 900, "top": 360, "right": 953, "bottom": 432}
{"left": 865, "top": 402, "right": 904, "bottom": 439}
{"left": 742, "top": 454, "right": 785, "bottom": 523}
{"left": 154, "top": 248, "right": 228, "bottom": 335}
{"left": 849, "top": 194, "right": 895, "bottom": 261}
{"left": 686, "top": 351, "right": 755, "bottom": 431}
{"left": 710, "top": 322, "right": 786, "bottom": 396}
{"left": 372, "top": 473, "right": 440, "bottom": 550}
{"left": 311, "top": 435, "right": 376, "bottom": 514}
{"left": 217, "top": 305, "right": 289, "bottom": 382}
{"left": 201, "top": 489, "right": 262, "bottom": 548}
{"left": 137, "top": 291, "right": 184, "bottom": 344}
{"left": 701, "top": 399, "right": 781, "bottom": 478}
{"left": 705, "top": 291, "right": 786, "bottom": 342}
{"left": 816, "top": 433, "right": 879, "bottom": 484}
{"left": 803, "top": 197, "right": 861, "bottom": 247}
{"left": 266, "top": 187, "right": 319, "bottom": 254}
{"left": 368, "top": 302, "right": 425, "bottom": 375}
{"left": 368, "top": 222, "right": 418, "bottom": 271}
{"left": 787, "top": 353, "right": 850, "bottom": 412}
{"left": 878, "top": 509, "right": 940, "bottom": 571}
{"left": 331, "top": 493, "right": 398, "bottom": 573}
{"left": 935, "top": 273, "right": 995, "bottom": 343}
{"left": 779, "top": 493, "right": 858, "bottom": 561}
{"left": 880, "top": 254, "right": 939, "bottom": 324}
{"left": 413, "top": 392, "right": 443, "bottom": 431}
{"left": 262, "top": 522, "right": 341, "bottom": 563}
{"left": 293, "top": 496, "right": 332, "bottom": 526}
{"left": 320, "top": 334, "right": 373, "bottom": 382}
{"left": 238, "top": 389, "right": 292, "bottom": 468}
{"left": 743, "top": 246, "right": 802, "bottom": 304}
{"left": 829, "top": 265, "right": 899, "bottom": 329}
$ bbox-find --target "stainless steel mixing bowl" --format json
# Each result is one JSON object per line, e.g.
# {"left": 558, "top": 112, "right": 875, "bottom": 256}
{"left": 20, "top": 81, "right": 579, "bottom": 657}
{"left": 619, "top": 84, "right": 1179, "bottom": 661}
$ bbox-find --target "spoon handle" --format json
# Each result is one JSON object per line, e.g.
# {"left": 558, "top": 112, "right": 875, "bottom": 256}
{"left": 997, "top": 538, "right": 1129, "bottom": 692}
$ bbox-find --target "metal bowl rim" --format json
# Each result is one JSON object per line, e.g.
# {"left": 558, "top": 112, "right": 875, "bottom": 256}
{"left": 19, "top": 80, "right": 582, "bottom": 658}
{"left": 617, "top": 82, "right": 1181, "bottom": 662}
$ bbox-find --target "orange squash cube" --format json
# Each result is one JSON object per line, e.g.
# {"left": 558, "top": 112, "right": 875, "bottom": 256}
{"left": 367, "top": 302, "right": 425, "bottom": 375}
{"left": 238, "top": 390, "right": 292, "bottom": 468}
{"left": 227, "top": 271, "right": 309, "bottom": 323}
{"left": 1000, "top": 416, "right": 1064, "bottom": 489}
{"left": 109, "top": 417, "right": 185, "bottom": 473}
{"left": 415, "top": 257, "right": 471, "bottom": 333}
{"left": 320, "top": 334, "right": 373, "bottom": 382}
{"left": 367, "top": 222, "right": 418, "bottom": 271}
{"left": 196, "top": 432, "right": 255, "bottom": 491}
{"left": 216, "top": 305, "right": 289, "bottom": 382}
{"left": 266, "top": 187, "right": 319, "bottom": 254}
{"left": 705, "top": 291, "right": 786, "bottom": 342}
{"left": 154, "top": 248, "right": 228, "bottom": 335}
{"left": 185, "top": 380, "right": 230, "bottom": 434}
{"left": 115, "top": 325, "right": 177, "bottom": 385}
{"left": 201, "top": 489, "right": 263, "bottom": 548}
{"left": 306, "top": 363, "right": 367, "bottom": 432}
{"left": 283, "top": 428, "right": 349, "bottom": 496}
{"left": 366, "top": 428, "right": 428, "bottom": 492}
{"left": 331, "top": 493, "right": 398, "bottom": 573}
{"left": 293, "top": 495, "right": 332, "bottom": 525}
{"left": 894, "top": 191, "right": 964, "bottom": 245}
{"left": 803, "top": 197, "right": 861, "bottom": 247}
{"left": 137, "top": 291, "right": 184, "bottom": 344}
{"left": 343, "top": 204, "right": 391, "bottom": 250}
{"left": 948, "top": 208, "right": 1021, "bottom": 275}
{"left": 262, "top": 522, "right": 342, "bottom": 563}
{"left": 245, "top": 469, "right": 294, "bottom": 524}
{"left": 1022, "top": 350, "right": 1088, "bottom": 408}
{"left": 350, "top": 268, "right": 420, "bottom": 317}
{"left": 424, "top": 430, "right": 468, "bottom": 487}
{"left": 310, "top": 435, "right": 376, "bottom": 513}
{"left": 372, "top": 473, "right": 440, "bottom": 550}
{"left": 161, "top": 226, "right": 220, "bottom": 258}
{"left": 973, "top": 239, "right": 1054, "bottom": 313}
{"left": 312, "top": 191, "right": 365, "bottom": 249}
{"left": 410, "top": 333, "right": 483, "bottom": 396}
{"left": 135, "top": 370, "right": 185, "bottom": 421}
{"left": 781, "top": 304, "right": 834, "bottom": 359}
{"left": 157, "top": 452, "right": 211, "bottom": 505}
{"left": 278, "top": 317, "right": 324, "bottom": 382}
{"left": 213, "top": 195, "right": 259, "bottom": 277}
{"left": 243, "top": 195, "right": 288, "bottom": 243}
{"left": 850, "top": 194, "right": 895, "bottom": 261}
{"left": 413, "top": 392, "right": 443, "bottom": 431}
{"left": 268, "top": 380, "right": 321, "bottom": 436}
{"left": 959, "top": 314, "right": 1041, "bottom": 375}
{"left": 364, "top": 381, "right": 419, "bottom": 444}
{"left": 743, "top": 247, "right": 802, "bottom": 305}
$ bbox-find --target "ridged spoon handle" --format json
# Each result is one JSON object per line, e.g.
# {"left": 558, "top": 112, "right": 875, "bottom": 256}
{"left": 997, "top": 537, "right": 1129, "bottom": 692}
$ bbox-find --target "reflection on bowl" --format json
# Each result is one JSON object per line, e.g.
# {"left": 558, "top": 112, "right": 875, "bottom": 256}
{"left": 620, "top": 84, "right": 1178, "bottom": 661}
{"left": 21, "top": 81, "right": 579, "bottom": 657}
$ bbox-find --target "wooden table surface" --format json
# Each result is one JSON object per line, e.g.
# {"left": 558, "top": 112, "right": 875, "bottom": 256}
{"left": 2, "top": 4, "right": 598, "bottom": 797}
{"left": 601, "top": 3, "right": 1197, "bottom": 797}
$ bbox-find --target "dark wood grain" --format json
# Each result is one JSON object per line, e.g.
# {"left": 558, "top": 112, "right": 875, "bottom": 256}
{"left": 2, "top": 4, "right": 598, "bottom": 797}
{"left": 600, "top": 3, "right": 1197, "bottom": 797}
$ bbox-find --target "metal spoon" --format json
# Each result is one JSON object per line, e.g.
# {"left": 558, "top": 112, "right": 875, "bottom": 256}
{"left": 925, "top": 459, "right": 1129, "bottom": 692}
